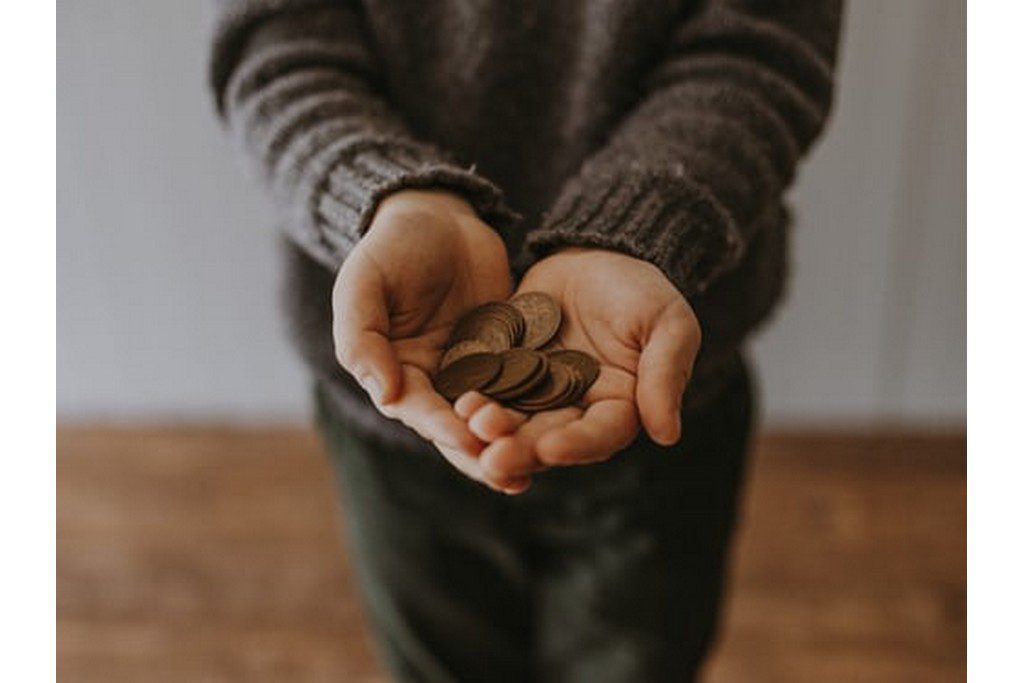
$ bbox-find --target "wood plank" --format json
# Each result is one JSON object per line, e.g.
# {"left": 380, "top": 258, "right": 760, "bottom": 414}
{"left": 704, "top": 430, "right": 965, "bottom": 682}
{"left": 57, "top": 427, "right": 965, "bottom": 682}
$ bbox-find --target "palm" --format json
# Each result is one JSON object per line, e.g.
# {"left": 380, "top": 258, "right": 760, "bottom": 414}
{"left": 502, "top": 252, "right": 653, "bottom": 455}
{"left": 469, "top": 248, "right": 701, "bottom": 490}
{"left": 540, "top": 293, "right": 640, "bottom": 404}
{"left": 332, "top": 191, "right": 513, "bottom": 482}
{"left": 369, "top": 217, "right": 512, "bottom": 374}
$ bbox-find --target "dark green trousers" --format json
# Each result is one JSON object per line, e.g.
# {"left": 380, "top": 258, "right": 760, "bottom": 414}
{"left": 316, "top": 361, "right": 754, "bottom": 683}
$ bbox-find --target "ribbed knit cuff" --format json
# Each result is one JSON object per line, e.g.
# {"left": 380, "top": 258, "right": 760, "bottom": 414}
{"left": 525, "top": 162, "right": 744, "bottom": 297}
{"left": 316, "top": 143, "right": 521, "bottom": 257}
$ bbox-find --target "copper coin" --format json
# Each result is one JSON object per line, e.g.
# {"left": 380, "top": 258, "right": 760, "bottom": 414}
{"left": 509, "top": 361, "right": 575, "bottom": 412}
{"left": 487, "top": 352, "right": 552, "bottom": 401}
{"left": 546, "top": 349, "right": 599, "bottom": 399}
{"left": 448, "top": 302, "right": 524, "bottom": 351}
{"left": 433, "top": 352, "right": 502, "bottom": 401}
{"left": 495, "top": 352, "right": 552, "bottom": 401}
{"left": 502, "top": 302, "right": 526, "bottom": 344}
{"left": 548, "top": 365, "right": 583, "bottom": 409}
{"left": 439, "top": 339, "right": 491, "bottom": 370}
{"left": 510, "top": 292, "right": 562, "bottom": 349}
{"left": 480, "top": 349, "right": 544, "bottom": 398}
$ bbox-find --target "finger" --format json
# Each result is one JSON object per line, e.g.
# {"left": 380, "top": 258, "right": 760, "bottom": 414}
{"left": 332, "top": 264, "right": 402, "bottom": 404}
{"left": 479, "top": 436, "right": 539, "bottom": 490}
{"left": 436, "top": 443, "right": 485, "bottom": 483}
{"left": 500, "top": 476, "right": 532, "bottom": 495}
{"left": 444, "top": 437, "right": 531, "bottom": 494}
{"left": 636, "top": 313, "right": 700, "bottom": 446}
{"left": 468, "top": 402, "right": 528, "bottom": 442}
{"left": 382, "top": 367, "right": 485, "bottom": 455}
{"left": 535, "top": 399, "right": 639, "bottom": 466}
{"left": 477, "top": 438, "right": 548, "bottom": 491}
{"left": 454, "top": 393, "right": 528, "bottom": 443}
{"left": 479, "top": 407, "right": 579, "bottom": 480}
{"left": 453, "top": 391, "right": 490, "bottom": 419}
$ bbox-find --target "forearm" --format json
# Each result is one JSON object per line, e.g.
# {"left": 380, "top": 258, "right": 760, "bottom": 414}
{"left": 527, "top": 0, "right": 842, "bottom": 297}
{"left": 209, "top": 1, "right": 517, "bottom": 270}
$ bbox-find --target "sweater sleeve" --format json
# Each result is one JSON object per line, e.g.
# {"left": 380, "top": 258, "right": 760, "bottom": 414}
{"left": 208, "top": 0, "right": 519, "bottom": 271}
{"left": 524, "top": 0, "right": 842, "bottom": 298}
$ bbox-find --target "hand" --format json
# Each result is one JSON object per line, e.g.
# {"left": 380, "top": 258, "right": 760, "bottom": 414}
{"left": 332, "top": 190, "right": 516, "bottom": 487}
{"left": 458, "top": 248, "right": 702, "bottom": 492}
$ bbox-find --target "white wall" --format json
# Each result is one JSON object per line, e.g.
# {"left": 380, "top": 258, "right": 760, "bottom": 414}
{"left": 752, "top": 0, "right": 965, "bottom": 425}
{"left": 57, "top": 1, "right": 965, "bottom": 426}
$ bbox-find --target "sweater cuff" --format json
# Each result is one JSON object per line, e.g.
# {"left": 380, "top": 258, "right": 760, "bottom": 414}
{"left": 525, "top": 162, "right": 744, "bottom": 297}
{"left": 316, "top": 143, "right": 521, "bottom": 254}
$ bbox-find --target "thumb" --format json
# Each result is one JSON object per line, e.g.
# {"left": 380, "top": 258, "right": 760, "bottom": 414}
{"left": 636, "top": 308, "right": 701, "bottom": 446}
{"left": 332, "top": 261, "right": 403, "bottom": 405}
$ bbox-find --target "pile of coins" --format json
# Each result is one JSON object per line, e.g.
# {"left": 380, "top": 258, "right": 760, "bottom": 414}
{"left": 432, "top": 292, "right": 600, "bottom": 413}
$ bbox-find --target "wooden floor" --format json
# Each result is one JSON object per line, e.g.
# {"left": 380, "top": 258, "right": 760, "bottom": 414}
{"left": 57, "top": 427, "right": 965, "bottom": 682}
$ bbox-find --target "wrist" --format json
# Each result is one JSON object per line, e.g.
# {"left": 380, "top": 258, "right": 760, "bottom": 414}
{"left": 365, "top": 189, "right": 508, "bottom": 268}
{"left": 537, "top": 246, "right": 647, "bottom": 270}
{"left": 531, "top": 246, "right": 686, "bottom": 298}
{"left": 372, "top": 189, "right": 478, "bottom": 227}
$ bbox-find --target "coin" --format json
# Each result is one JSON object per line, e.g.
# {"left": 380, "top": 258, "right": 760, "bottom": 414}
{"left": 433, "top": 352, "right": 502, "bottom": 401}
{"left": 508, "top": 361, "right": 575, "bottom": 412}
{"left": 484, "top": 349, "right": 550, "bottom": 401}
{"left": 509, "top": 292, "right": 562, "bottom": 350}
{"left": 448, "top": 302, "right": 525, "bottom": 351}
{"left": 480, "top": 349, "right": 542, "bottom": 396}
{"left": 547, "top": 349, "right": 600, "bottom": 400}
{"left": 435, "top": 295, "right": 600, "bottom": 411}
{"left": 497, "top": 353, "right": 550, "bottom": 401}
{"left": 439, "top": 339, "right": 491, "bottom": 369}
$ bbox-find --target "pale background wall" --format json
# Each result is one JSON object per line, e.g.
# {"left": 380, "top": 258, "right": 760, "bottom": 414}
{"left": 57, "top": 0, "right": 965, "bottom": 426}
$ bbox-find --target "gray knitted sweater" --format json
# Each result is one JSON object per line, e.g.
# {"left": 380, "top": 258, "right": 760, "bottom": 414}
{"left": 209, "top": 0, "right": 841, "bottom": 447}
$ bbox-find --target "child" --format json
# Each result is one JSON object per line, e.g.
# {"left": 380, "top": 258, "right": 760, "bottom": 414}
{"left": 210, "top": 1, "right": 840, "bottom": 679}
